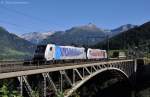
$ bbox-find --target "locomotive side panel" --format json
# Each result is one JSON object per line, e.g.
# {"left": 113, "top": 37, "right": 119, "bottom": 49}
{"left": 87, "top": 48, "right": 107, "bottom": 59}
{"left": 102, "top": 50, "right": 107, "bottom": 59}
{"left": 54, "top": 46, "right": 86, "bottom": 60}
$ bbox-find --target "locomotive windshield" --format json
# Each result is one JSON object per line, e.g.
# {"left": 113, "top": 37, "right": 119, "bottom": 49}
{"left": 35, "top": 45, "right": 47, "bottom": 53}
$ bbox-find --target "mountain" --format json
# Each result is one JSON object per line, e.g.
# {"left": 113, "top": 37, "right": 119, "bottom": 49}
{"left": 41, "top": 24, "right": 107, "bottom": 46}
{"left": 41, "top": 23, "right": 136, "bottom": 46}
{"left": 0, "top": 27, "right": 35, "bottom": 60}
{"left": 21, "top": 32, "right": 54, "bottom": 44}
{"left": 109, "top": 24, "right": 137, "bottom": 36}
{"left": 94, "top": 22, "right": 150, "bottom": 52}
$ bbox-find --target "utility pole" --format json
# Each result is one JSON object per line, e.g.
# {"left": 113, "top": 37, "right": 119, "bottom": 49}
{"left": 107, "top": 35, "right": 109, "bottom": 60}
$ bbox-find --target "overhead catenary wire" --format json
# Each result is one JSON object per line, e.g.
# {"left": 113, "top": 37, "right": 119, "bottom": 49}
{"left": 0, "top": 5, "right": 53, "bottom": 33}
{"left": 0, "top": 19, "right": 34, "bottom": 33}
{"left": 0, "top": 13, "right": 44, "bottom": 32}
{"left": 0, "top": 5, "right": 52, "bottom": 26}
{"left": 0, "top": 19, "right": 53, "bottom": 36}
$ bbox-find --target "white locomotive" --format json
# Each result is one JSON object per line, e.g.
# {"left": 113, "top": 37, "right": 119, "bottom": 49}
{"left": 33, "top": 44, "right": 107, "bottom": 62}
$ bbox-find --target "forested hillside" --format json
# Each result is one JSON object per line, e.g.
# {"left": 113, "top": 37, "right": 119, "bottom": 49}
{"left": 94, "top": 22, "right": 150, "bottom": 52}
{"left": 0, "top": 27, "right": 35, "bottom": 60}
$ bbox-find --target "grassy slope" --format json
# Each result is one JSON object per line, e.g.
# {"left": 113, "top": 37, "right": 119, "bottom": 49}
{"left": 0, "top": 27, "right": 35, "bottom": 60}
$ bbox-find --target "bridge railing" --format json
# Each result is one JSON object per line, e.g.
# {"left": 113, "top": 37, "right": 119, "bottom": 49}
{"left": 0, "top": 59, "right": 134, "bottom": 74}
{"left": 0, "top": 60, "right": 35, "bottom": 73}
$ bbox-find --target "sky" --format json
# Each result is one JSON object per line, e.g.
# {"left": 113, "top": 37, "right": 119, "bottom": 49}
{"left": 0, "top": 0, "right": 150, "bottom": 35}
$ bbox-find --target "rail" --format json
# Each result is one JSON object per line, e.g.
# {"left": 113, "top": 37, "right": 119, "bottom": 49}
{"left": 0, "top": 59, "right": 133, "bottom": 74}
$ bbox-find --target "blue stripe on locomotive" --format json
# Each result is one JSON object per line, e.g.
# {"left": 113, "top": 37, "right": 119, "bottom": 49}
{"left": 54, "top": 46, "right": 83, "bottom": 59}
{"left": 54, "top": 46, "right": 61, "bottom": 60}
{"left": 61, "top": 48, "right": 82, "bottom": 56}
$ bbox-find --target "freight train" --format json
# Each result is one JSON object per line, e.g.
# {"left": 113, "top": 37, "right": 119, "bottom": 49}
{"left": 32, "top": 44, "right": 107, "bottom": 64}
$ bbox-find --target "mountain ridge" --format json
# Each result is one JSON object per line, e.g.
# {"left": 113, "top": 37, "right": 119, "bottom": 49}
{"left": 21, "top": 31, "right": 54, "bottom": 44}
{"left": 0, "top": 26, "right": 35, "bottom": 60}
{"left": 94, "top": 21, "right": 150, "bottom": 52}
{"left": 41, "top": 23, "right": 136, "bottom": 46}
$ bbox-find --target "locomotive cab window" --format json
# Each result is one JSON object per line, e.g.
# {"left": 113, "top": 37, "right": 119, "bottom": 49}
{"left": 50, "top": 47, "right": 53, "bottom": 51}
{"left": 35, "top": 45, "right": 46, "bottom": 53}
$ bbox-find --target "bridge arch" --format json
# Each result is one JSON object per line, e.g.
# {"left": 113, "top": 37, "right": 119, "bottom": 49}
{"left": 65, "top": 67, "right": 129, "bottom": 97}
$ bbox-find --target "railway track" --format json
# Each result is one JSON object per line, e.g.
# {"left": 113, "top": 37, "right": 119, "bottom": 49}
{"left": 0, "top": 59, "right": 127, "bottom": 74}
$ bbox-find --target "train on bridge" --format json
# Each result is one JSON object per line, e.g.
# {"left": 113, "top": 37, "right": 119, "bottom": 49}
{"left": 32, "top": 44, "right": 107, "bottom": 63}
